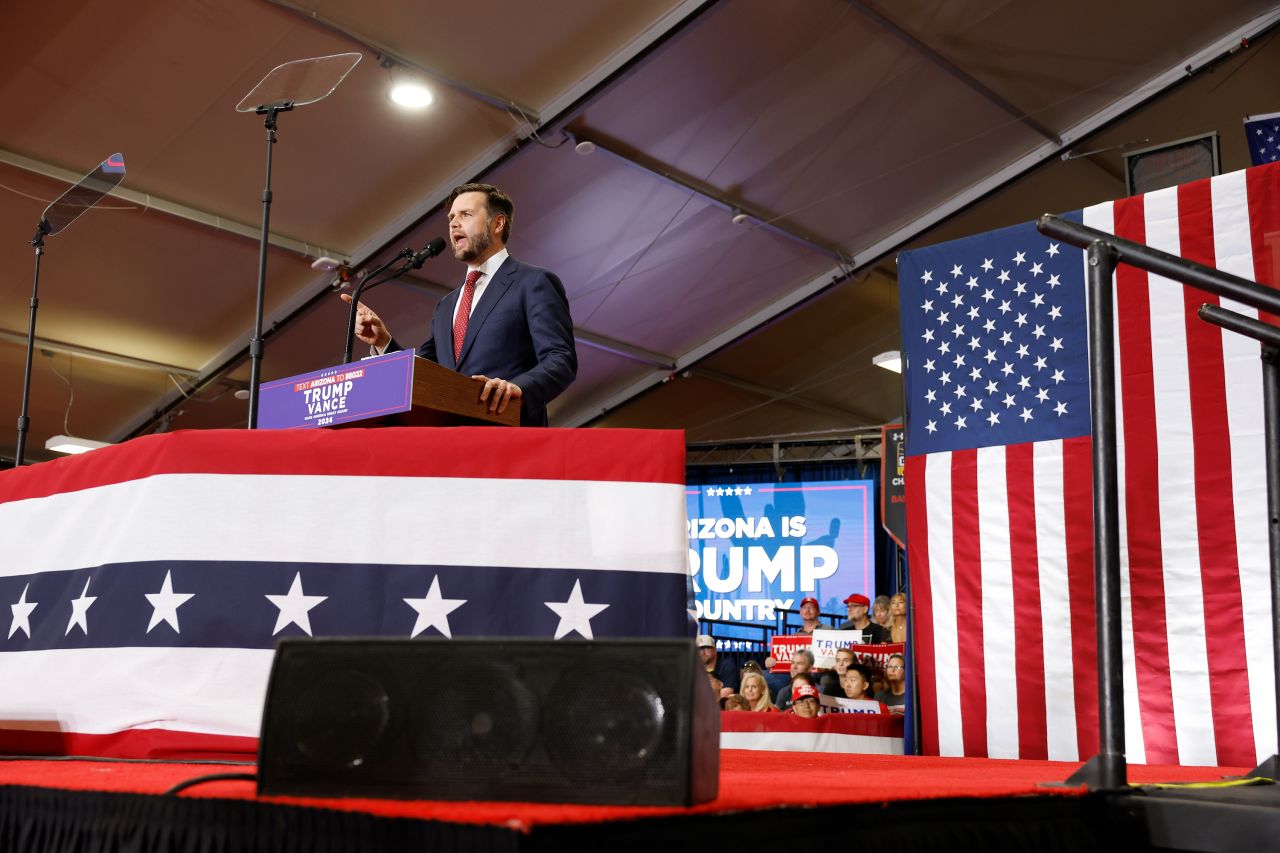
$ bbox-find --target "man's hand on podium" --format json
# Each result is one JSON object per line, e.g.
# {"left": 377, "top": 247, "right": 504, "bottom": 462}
{"left": 473, "top": 375, "right": 522, "bottom": 415}
{"left": 340, "top": 293, "right": 392, "bottom": 350}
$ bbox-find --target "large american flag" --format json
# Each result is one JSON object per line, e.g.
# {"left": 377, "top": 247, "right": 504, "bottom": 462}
{"left": 0, "top": 428, "right": 691, "bottom": 759}
{"left": 899, "top": 162, "right": 1280, "bottom": 766}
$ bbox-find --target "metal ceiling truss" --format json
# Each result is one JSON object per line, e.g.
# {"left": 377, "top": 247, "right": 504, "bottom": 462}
{"left": 557, "top": 7, "right": 1280, "bottom": 427}
{"left": 686, "top": 433, "right": 884, "bottom": 468}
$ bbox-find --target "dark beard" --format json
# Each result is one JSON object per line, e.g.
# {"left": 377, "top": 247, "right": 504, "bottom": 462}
{"left": 453, "top": 219, "right": 492, "bottom": 263}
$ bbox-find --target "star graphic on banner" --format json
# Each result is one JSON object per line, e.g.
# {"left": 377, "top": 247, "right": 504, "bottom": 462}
{"left": 144, "top": 571, "right": 194, "bottom": 634}
{"left": 545, "top": 579, "right": 609, "bottom": 640}
{"left": 66, "top": 577, "right": 96, "bottom": 636}
{"left": 8, "top": 583, "right": 37, "bottom": 639}
{"left": 404, "top": 575, "right": 466, "bottom": 638}
{"left": 265, "top": 573, "right": 327, "bottom": 636}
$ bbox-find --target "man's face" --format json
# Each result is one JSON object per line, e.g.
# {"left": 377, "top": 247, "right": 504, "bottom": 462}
{"left": 793, "top": 697, "right": 819, "bottom": 718}
{"left": 800, "top": 601, "right": 818, "bottom": 621}
{"left": 841, "top": 670, "right": 868, "bottom": 699}
{"left": 790, "top": 656, "right": 812, "bottom": 677}
{"left": 448, "top": 191, "right": 499, "bottom": 263}
{"left": 846, "top": 602, "right": 868, "bottom": 623}
{"left": 834, "top": 650, "right": 854, "bottom": 674}
{"left": 698, "top": 645, "right": 716, "bottom": 666}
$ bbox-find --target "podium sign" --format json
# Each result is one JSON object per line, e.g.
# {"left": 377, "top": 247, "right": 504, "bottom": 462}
{"left": 258, "top": 350, "right": 415, "bottom": 430}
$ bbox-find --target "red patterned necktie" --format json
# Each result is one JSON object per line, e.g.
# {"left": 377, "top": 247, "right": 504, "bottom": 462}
{"left": 453, "top": 269, "right": 482, "bottom": 363}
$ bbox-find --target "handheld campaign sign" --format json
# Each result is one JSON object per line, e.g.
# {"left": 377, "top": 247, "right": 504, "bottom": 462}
{"left": 258, "top": 350, "right": 415, "bottom": 429}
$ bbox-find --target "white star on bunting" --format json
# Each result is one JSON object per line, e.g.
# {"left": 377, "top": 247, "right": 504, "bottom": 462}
{"left": 265, "top": 573, "right": 327, "bottom": 636}
{"left": 66, "top": 577, "right": 96, "bottom": 636}
{"left": 145, "top": 571, "right": 195, "bottom": 633}
{"left": 545, "top": 579, "right": 609, "bottom": 640}
{"left": 8, "top": 583, "right": 36, "bottom": 639}
{"left": 404, "top": 575, "right": 467, "bottom": 638}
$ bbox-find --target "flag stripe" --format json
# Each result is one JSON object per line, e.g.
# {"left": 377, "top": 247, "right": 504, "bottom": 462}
{"left": 926, "top": 454, "right": 964, "bottom": 756}
{"left": 1111, "top": 194, "right": 1180, "bottom": 765}
{"left": 1033, "top": 440, "right": 1077, "bottom": 760}
{"left": 951, "top": 450, "right": 989, "bottom": 757}
{"left": 0, "top": 428, "right": 688, "bottom": 503}
{"left": 1177, "top": 178, "right": 1255, "bottom": 765}
{"left": 1006, "top": 442, "right": 1047, "bottom": 759}
{"left": 1061, "top": 435, "right": 1100, "bottom": 760}
{"left": 1230, "top": 167, "right": 1279, "bottom": 761}
{"left": 0, "top": 474, "right": 689, "bottom": 577}
{"left": 978, "top": 446, "right": 1018, "bottom": 758}
{"left": 1143, "top": 187, "right": 1218, "bottom": 765}
{"left": 904, "top": 455, "right": 940, "bottom": 756}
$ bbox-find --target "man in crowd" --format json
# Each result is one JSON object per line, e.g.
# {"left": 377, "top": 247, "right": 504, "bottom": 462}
{"left": 774, "top": 648, "right": 816, "bottom": 710}
{"left": 838, "top": 593, "right": 889, "bottom": 644}
{"left": 795, "top": 596, "right": 823, "bottom": 635}
{"left": 698, "top": 634, "right": 739, "bottom": 699}
{"left": 821, "top": 646, "right": 856, "bottom": 696}
{"left": 344, "top": 183, "right": 577, "bottom": 426}
{"left": 790, "top": 681, "right": 821, "bottom": 718}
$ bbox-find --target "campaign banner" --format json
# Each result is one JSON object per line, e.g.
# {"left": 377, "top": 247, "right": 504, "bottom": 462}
{"left": 820, "top": 695, "right": 887, "bottom": 715}
{"left": 881, "top": 424, "right": 905, "bottom": 548}
{"left": 258, "top": 350, "right": 416, "bottom": 429}
{"left": 768, "top": 635, "right": 813, "bottom": 673}
{"left": 687, "top": 479, "right": 875, "bottom": 627}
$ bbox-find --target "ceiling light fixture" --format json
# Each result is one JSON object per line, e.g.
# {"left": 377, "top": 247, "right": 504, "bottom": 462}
{"left": 730, "top": 207, "right": 749, "bottom": 226}
{"left": 45, "top": 434, "right": 110, "bottom": 455}
{"left": 389, "top": 79, "right": 433, "bottom": 109}
{"left": 872, "top": 351, "right": 902, "bottom": 373}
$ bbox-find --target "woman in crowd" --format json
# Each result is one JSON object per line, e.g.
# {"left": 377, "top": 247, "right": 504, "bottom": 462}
{"left": 872, "top": 595, "right": 892, "bottom": 633}
{"left": 889, "top": 592, "right": 908, "bottom": 644}
{"left": 740, "top": 670, "right": 778, "bottom": 712}
{"left": 874, "top": 653, "right": 907, "bottom": 711}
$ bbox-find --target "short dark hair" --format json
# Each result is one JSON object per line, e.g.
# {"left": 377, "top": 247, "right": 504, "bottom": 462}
{"left": 447, "top": 183, "right": 513, "bottom": 242}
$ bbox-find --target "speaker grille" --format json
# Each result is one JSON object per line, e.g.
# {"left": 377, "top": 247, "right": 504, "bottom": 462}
{"left": 258, "top": 638, "right": 719, "bottom": 806}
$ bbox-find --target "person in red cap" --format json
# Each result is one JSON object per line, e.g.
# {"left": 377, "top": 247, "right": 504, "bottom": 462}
{"left": 795, "top": 596, "right": 823, "bottom": 635}
{"left": 838, "top": 592, "right": 889, "bottom": 644}
{"left": 789, "top": 680, "right": 822, "bottom": 719}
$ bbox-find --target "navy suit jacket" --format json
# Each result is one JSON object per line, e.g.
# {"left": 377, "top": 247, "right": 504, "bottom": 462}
{"left": 391, "top": 256, "right": 577, "bottom": 426}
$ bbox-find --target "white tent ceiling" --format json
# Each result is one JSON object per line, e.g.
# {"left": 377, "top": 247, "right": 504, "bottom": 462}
{"left": 3, "top": 0, "right": 1279, "bottom": 463}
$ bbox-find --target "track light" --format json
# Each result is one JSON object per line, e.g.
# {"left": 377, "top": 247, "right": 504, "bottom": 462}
{"left": 45, "top": 435, "right": 110, "bottom": 455}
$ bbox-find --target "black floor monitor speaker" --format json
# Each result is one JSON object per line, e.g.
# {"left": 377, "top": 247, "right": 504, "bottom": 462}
{"left": 257, "top": 637, "right": 720, "bottom": 806}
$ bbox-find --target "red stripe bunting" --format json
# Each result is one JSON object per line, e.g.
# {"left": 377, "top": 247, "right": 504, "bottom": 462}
{"left": 950, "top": 450, "right": 988, "bottom": 757}
{"left": 1005, "top": 442, "right": 1047, "bottom": 760}
{"left": 904, "top": 455, "right": 939, "bottom": 756}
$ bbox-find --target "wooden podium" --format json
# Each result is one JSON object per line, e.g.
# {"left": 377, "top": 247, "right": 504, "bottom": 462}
{"left": 391, "top": 356, "right": 520, "bottom": 427}
{"left": 257, "top": 352, "right": 519, "bottom": 430}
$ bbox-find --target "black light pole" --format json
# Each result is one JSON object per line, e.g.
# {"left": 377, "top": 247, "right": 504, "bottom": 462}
{"left": 246, "top": 104, "right": 291, "bottom": 430}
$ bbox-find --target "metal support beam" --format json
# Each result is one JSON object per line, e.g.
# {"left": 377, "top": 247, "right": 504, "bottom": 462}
{"left": 0, "top": 148, "right": 343, "bottom": 261}
{"left": 845, "top": 0, "right": 1060, "bottom": 145}
{"left": 557, "top": 8, "right": 1280, "bottom": 427}
{"left": 0, "top": 328, "right": 199, "bottom": 378}
{"left": 569, "top": 130, "right": 848, "bottom": 261}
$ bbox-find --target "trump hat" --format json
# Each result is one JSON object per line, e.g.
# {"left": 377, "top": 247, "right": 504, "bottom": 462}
{"left": 799, "top": 596, "right": 820, "bottom": 609}
{"left": 695, "top": 634, "right": 716, "bottom": 648}
{"left": 792, "top": 681, "right": 820, "bottom": 702}
{"left": 843, "top": 593, "right": 870, "bottom": 607}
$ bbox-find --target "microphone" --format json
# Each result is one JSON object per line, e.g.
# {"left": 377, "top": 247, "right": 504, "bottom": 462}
{"left": 408, "top": 236, "right": 447, "bottom": 269}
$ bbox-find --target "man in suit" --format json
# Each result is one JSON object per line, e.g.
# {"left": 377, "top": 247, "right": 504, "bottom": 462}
{"left": 343, "top": 183, "right": 577, "bottom": 426}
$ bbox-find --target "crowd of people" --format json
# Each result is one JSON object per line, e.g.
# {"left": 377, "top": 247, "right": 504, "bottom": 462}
{"left": 699, "top": 590, "right": 909, "bottom": 718}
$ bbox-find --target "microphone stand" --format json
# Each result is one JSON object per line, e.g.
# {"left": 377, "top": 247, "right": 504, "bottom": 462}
{"left": 342, "top": 250, "right": 415, "bottom": 364}
{"left": 14, "top": 219, "right": 51, "bottom": 466}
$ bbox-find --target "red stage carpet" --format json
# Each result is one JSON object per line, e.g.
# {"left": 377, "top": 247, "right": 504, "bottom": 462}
{"left": 0, "top": 750, "right": 1247, "bottom": 830}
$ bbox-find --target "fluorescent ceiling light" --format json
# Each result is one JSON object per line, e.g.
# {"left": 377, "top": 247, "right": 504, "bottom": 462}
{"left": 872, "top": 351, "right": 902, "bottom": 373}
{"left": 389, "top": 81, "right": 433, "bottom": 109}
{"left": 45, "top": 435, "right": 111, "bottom": 455}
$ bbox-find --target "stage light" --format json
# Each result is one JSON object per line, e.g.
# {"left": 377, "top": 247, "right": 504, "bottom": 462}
{"left": 45, "top": 435, "right": 110, "bottom": 455}
{"left": 389, "top": 80, "right": 433, "bottom": 109}
{"left": 873, "top": 351, "right": 902, "bottom": 373}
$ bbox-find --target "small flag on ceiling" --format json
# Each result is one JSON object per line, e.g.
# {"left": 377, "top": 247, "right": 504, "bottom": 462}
{"left": 1244, "top": 111, "right": 1280, "bottom": 166}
